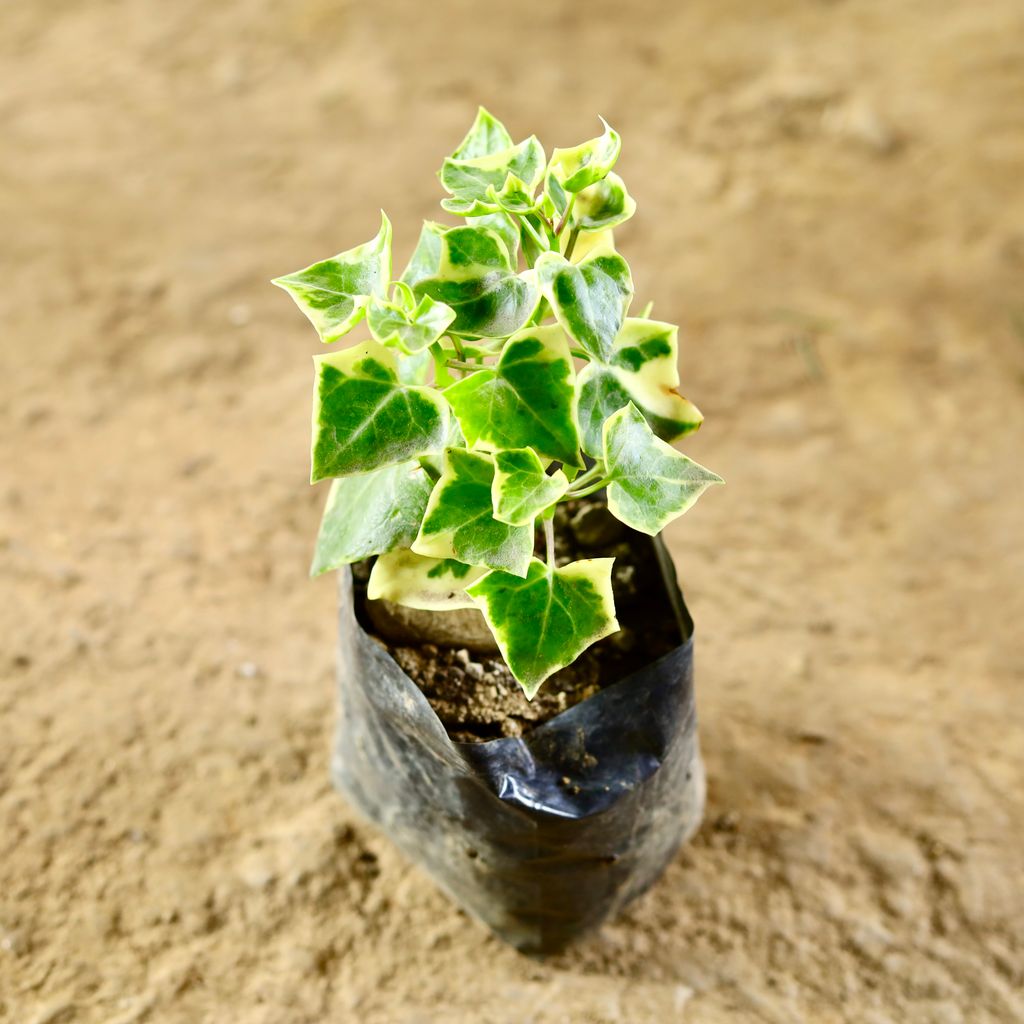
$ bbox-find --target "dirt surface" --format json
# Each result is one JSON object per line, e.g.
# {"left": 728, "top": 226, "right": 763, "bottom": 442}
{"left": 2, "top": 1, "right": 1023, "bottom": 1021}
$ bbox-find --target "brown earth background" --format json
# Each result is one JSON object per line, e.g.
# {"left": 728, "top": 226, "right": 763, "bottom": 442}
{"left": 2, "top": 1, "right": 1023, "bottom": 1021}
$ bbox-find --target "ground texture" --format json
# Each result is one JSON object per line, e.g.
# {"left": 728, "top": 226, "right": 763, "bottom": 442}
{"left": 2, "top": 1, "right": 1023, "bottom": 1021}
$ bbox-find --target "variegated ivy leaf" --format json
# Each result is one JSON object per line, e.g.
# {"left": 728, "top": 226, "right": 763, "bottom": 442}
{"left": 311, "top": 341, "right": 450, "bottom": 482}
{"left": 450, "top": 106, "right": 514, "bottom": 161}
{"left": 400, "top": 221, "right": 446, "bottom": 289}
{"left": 440, "top": 136, "right": 546, "bottom": 207}
{"left": 491, "top": 448, "right": 570, "bottom": 527}
{"left": 410, "top": 224, "right": 540, "bottom": 339}
{"left": 535, "top": 235, "right": 633, "bottom": 362}
{"left": 412, "top": 448, "right": 533, "bottom": 577}
{"left": 310, "top": 461, "right": 432, "bottom": 575}
{"left": 367, "top": 294, "right": 456, "bottom": 354}
{"left": 395, "top": 347, "right": 432, "bottom": 385}
{"left": 440, "top": 194, "right": 501, "bottom": 217}
{"left": 273, "top": 213, "right": 391, "bottom": 344}
{"left": 485, "top": 173, "right": 540, "bottom": 215}
{"left": 574, "top": 172, "right": 636, "bottom": 232}
{"left": 547, "top": 117, "right": 621, "bottom": 193}
{"left": 576, "top": 317, "right": 704, "bottom": 458}
{"left": 466, "top": 558, "right": 618, "bottom": 697}
{"left": 542, "top": 169, "right": 570, "bottom": 220}
{"left": 443, "top": 325, "right": 582, "bottom": 467}
{"left": 468, "top": 211, "right": 520, "bottom": 265}
{"left": 367, "top": 548, "right": 487, "bottom": 610}
{"left": 603, "top": 403, "right": 722, "bottom": 536}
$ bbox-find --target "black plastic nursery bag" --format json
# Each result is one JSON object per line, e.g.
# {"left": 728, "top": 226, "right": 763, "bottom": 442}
{"left": 331, "top": 537, "right": 705, "bottom": 955}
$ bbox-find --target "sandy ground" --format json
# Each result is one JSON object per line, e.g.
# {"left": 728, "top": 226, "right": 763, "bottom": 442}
{"left": 2, "top": 1, "right": 1023, "bottom": 1021}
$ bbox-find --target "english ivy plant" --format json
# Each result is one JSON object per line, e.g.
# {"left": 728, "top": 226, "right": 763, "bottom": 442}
{"left": 275, "top": 109, "right": 722, "bottom": 698}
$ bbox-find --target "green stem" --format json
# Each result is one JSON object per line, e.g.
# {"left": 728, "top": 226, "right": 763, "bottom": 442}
{"left": 569, "top": 347, "right": 591, "bottom": 361}
{"left": 544, "top": 517, "right": 556, "bottom": 569}
{"left": 449, "top": 334, "right": 466, "bottom": 360}
{"left": 564, "top": 475, "right": 612, "bottom": 501}
{"left": 446, "top": 359, "right": 483, "bottom": 372}
{"left": 567, "top": 463, "right": 604, "bottom": 490}
{"left": 563, "top": 226, "right": 581, "bottom": 261}
{"left": 518, "top": 214, "right": 549, "bottom": 260}
{"left": 555, "top": 194, "right": 577, "bottom": 236}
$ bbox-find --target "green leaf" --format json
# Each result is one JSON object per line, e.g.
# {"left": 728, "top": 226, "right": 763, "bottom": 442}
{"left": 367, "top": 549, "right": 487, "bottom": 610}
{"left": 535, "top": 235, "right": 633, "bottom": 361}
{"left": 547, "top": 117, "right": 621, "bottom": 193}
{"left": 491, "top": 448, "right": 570, "bottom": 526}
{"left": 400, "top": 221, "right": 446, "bottom": 289}
{"left": 411, "top": 224, "right": 540, "bottom": 339}
{"left": 443, "top": 325, "right": 582, "bottom": 467}
{"left": 412, "top": 448, "right": 533, "bottom": 576}
{"left": 467, "top": 211, "right": 520, "bottom": 265}
{"left": 395, "top": 347, "right": 432, "bottom": 385}
{"left": 310, "top": 461, "right": 432, "bottom": 575}
{"left": 367, "top": 294, "right": 456, "bottom": 353}
{"left": 273, "top": 213, "right": 391, "bottom": 344}
{"left": 576, "top": 317, "right": 704, "bottom": 457}
{"left": 574, "top": 172, "right": 636, "bottom": 232}
{"left": 467, "top": 558, "right": 618, "bottom": 697}
{"left": 485, "top": 173, "right": 540, "bottom": 215}
{"left": 311, "top": 341, "right": 451, "bottom": 482}
{"left": 440, "top": 136, "right": 546, "bottom": 206}
{"left": 450, "top": 107, "right": 514, "bottom": 160}
{"left": 440, "top": 194, "right": 501, "bottom": 217}
{"left": 603, "top": 403, "right": 722, "bottom": 536}
{"left": 542, "top": 169, "right": 570, "bottom": 219}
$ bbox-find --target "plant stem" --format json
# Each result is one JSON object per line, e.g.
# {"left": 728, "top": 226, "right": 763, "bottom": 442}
{"left": 569, "top": 347, "right": 591, "bottom": 361}
{"left": 563, "top": 226, "right": 581, "bottom": 261}
{"left": 555, "top": 194, "right": 576, "bottom": 236}
{"left": 544, "top": 517, "right": 556, "bottom": 569}
{"left": 449, "top": 334, "right": 466, "bottom": 361}
{"left": 518, "top": 214, "right": 549, "bottom": 259}
{"left": 446, "top": 359, "right": 483, "bottom": 372}
{"left": 564, "top": 475, "right": 611, "bottom": 500}
{"left": 566, "top": 463, "right": 604, "bottom": 490}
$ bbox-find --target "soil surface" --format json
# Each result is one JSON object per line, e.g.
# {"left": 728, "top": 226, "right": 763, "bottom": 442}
{"left": 2, "top": 2, "right": 1024, "bottom": 1022}
{"left": 369, "top": 502, "right": 682, "bottom": 741}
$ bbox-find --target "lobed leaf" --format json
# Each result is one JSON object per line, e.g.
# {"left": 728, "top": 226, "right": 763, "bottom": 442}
{"left": 576, "top": 317, "right": 703, "bottom": 457}
{"left": 311, "top": 461, "right": 432, "bottom": 575}
{"left": 400, "top": 220, "right": 446, "bottom": 289}
{"left": 440, "top": 136, "right": 546, "bottom": 206}
{"left": 467, "top": 558, "right": 619, "bottom": 697}
{"left": 367, "top": 548, "right": 486, "bottom": 610}
{"left": 311, "top": 341, "right": 450, "bottom": 482}
{"left": 535, "top": 235, "right": 633, "bottom": 362}
{"left": 542, "top": 169, "right": 570, "bottom": 220}
{"left": 410, "top": 223, "right": 540, "bottom": 339}
{"left": 450, "top": 107, "right": 515, "bottom": 161}
{"left": 491, "top": 448, "right": 569, "bottom": 527}
{"left": 547, "top": 118, "right": 621, "bottom": 193}
{"left": 467, "top": 211, "right": 520, "bottom": 266}
{"left": 367, "top": 294, "right": 456, "bottom": 354}
{"left": 395, "top": 347, "right": 432, "bottom": 385}
{"left": 444, "top": 325, "right": 582, "bottom": 467}
{"left": 412, "top": 448, "right": 533, "bottom": 577}
{"left": 273, "top": 213, "right": 391, "bottom": 344}
{"left": 485, "top": 173, "right": 540, "bottom": 215}
{"left": 574, "top": 172, "right": 636, "bottom": 232}
{"left": 603, "top": 403, "right": 722, "bottom": 536}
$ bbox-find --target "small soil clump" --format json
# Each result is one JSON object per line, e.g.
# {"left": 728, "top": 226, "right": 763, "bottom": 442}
{"left": 355, "top": 499, "right": 682, "bottom": 742}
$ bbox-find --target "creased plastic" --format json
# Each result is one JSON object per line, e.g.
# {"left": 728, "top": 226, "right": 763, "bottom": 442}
{"left": 330, "top": 536, "right": 705, "bottom": 954}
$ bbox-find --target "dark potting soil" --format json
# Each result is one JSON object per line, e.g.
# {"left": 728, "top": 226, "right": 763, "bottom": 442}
{"left": 354, "top": 500, "right": 682, "bottom": 742}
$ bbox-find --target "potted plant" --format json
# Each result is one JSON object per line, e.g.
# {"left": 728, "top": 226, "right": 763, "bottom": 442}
{"left": 273, "top": 109, "right": 722, "bottom": 954}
